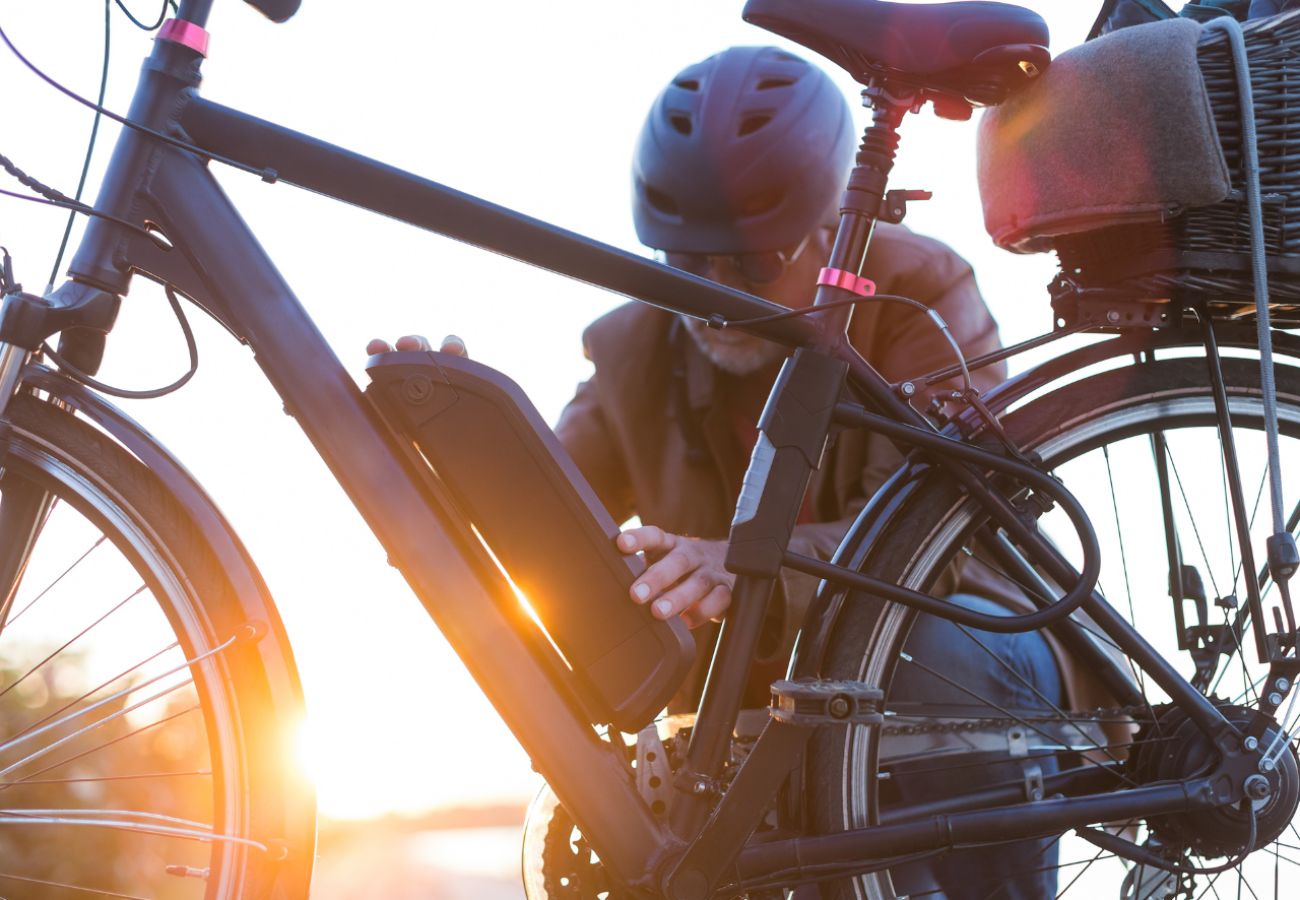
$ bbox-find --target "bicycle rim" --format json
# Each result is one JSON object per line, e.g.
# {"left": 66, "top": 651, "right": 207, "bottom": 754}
{"left": 0, "top": 393, "right": 293, "bottom": 898}
{"left": 814, "top": 355, "right": 1300, "bottom": 900}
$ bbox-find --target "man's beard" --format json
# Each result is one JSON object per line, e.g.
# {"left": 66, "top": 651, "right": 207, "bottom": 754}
{"left": 682, "top": 316, "right": 787, "bottom": 376}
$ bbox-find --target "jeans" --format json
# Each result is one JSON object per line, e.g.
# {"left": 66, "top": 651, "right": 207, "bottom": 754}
{"left": 885, "top": 594, "right": 1064, "bottom": 900}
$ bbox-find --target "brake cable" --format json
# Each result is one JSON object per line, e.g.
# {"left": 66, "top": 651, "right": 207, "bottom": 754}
{"left": 40, "top": 284, "right": 199, "bottom": 400}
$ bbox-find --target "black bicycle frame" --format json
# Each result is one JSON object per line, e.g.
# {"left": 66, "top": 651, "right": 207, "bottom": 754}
{"left": 26, "top": 9, "right": 1254, "bottom": 895}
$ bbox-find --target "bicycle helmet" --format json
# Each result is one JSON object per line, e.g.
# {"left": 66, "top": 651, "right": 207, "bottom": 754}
{"left": 632, "top": 45, "right": 856, "bottom": 254}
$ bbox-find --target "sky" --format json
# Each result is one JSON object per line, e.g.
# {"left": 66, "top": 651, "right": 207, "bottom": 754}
{"left": 0, "top": 1, "right": 1104, "bottom": 819}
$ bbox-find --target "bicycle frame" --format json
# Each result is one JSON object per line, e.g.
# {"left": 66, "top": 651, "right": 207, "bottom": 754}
{"left": 2, "top": 6, "right": 1285, "bottom": 896}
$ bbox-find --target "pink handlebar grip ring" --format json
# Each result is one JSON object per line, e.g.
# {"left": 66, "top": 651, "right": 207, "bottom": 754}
{"left": 157, "top": 19, "right": 210, "bottom": 57}
{"left": 817, "top": 267, "right": 876, "bottom": 297}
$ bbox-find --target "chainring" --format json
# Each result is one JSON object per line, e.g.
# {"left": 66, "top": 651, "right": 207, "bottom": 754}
{"left": 521, "top": 783, "right": 617, "bottom": 899}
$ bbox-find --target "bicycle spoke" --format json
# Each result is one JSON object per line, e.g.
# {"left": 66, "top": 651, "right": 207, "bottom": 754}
{"left": 1167, "top": 440, "right": 1259, "bottom": 702}
{"left": 1233, "top": 464, "right": 1267, "bottom": 591}
{"left": 1102, "top": 447, "right": 1140, "bottom": 631}
{"left": 1216, "top": 625, "right": 1261, "bottom": 707}
{"left": 966, "top": 533, "right": 1138, "bottom": 661}
{"left": 0, "top": 871, "right": 144, "bottom": 898}
{"left": 1209, "top": 613, "right": 1258, "bottom": 702}
{"left": 898, "top": 652, "right": 1141, "bottom": 789}
{"left": 1229, "top": 674, "right": 1268, "bottom": 708}
{"left": 0, "top": 809, "right": 267, "bottom": 852}
{"left": 1169, "top": 442, "right": 1225, "bottom": 601}
{"left": 1, "top": 703, "right": 199, "bottom": 790}
{"left": 1054, "top": 844, "right": 1108, "bottom": 899}
{"left": 0, "top": 584, "right": 145, "bottom": 702}
{"left": 2, "top": 534, "right": 105, "bottom": 628}
{"left": 1193, "top": 870, "right": 1226, "bottom": 900}
{"left": 10, "top": 640, "right": 179, "bottom": 741}
{"left": 1, "top": 805, "right": 212, "bottom": 831}
{"left": 980, "top": 832, "right": 1064, "bottom": 900}
{"left": 0, "top": 631, "right": 228, "bottom": 761}
{"left": 1272, "top": 842, "right": 1280, "bottom": 900}
{"left": 0, "top": 678, "right": 194, "bottom": 780}
{"left": 0, "top": 479, "right": 57, "bottom": 633}
{"left": 1258, "top": 847, "right": 1300, "bottom": 867}
{"left": 0, "top": 769, "right": 210, "bottom": 787}
{"left": 1240, "top": 867, "right": 1261, "bottom": 900}
{"left": 951, "top": 622, "right": 1132, "bottom": 771}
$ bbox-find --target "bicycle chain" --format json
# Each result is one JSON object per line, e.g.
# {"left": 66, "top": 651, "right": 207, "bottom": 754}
{"left": 879, "top": 704, "right": 1150, "bottom": 737}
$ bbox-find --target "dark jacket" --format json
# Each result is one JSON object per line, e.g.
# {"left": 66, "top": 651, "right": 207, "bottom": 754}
{"left": 554, "top": 224, "right": 1005, "bottom": 675}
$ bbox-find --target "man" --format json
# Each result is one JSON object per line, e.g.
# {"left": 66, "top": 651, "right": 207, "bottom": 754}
{"left": 375, "top": 46, "right": 1062, "bottom": 899}
{"left": 561, "top": 48, "right": 1064, "bottom": 898}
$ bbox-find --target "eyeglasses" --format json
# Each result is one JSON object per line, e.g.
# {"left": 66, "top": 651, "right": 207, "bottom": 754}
{"left": 663, "top": 232, "right": 812, "bottom": 286}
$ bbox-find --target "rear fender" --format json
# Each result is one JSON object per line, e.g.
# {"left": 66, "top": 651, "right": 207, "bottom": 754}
{"left": 790, "top": 324, "right": 1300, "bottom": 679}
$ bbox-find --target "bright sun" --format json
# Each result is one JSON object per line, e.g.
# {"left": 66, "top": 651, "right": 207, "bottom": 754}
{"left": 289, "top": 664, "right": 541, "bottom": 820}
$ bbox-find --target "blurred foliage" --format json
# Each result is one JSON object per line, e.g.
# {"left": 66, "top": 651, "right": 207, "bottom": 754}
{"left": 0, "top": 652, "right": 214, "bottom": 898}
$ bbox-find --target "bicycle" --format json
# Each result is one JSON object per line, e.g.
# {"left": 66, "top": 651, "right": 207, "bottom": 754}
{"left": 0, "top": 1, "right": 1297, "bottom": 898}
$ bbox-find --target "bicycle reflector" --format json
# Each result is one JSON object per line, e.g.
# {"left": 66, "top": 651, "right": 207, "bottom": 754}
{"left": 365, "top": 351, "right": 695, "bottom": 733}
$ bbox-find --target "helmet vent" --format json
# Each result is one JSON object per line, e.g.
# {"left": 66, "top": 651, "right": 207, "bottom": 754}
{"left": 756, "top": 77, "right": 794, "bottom": 90}
{"left": 645, "top": 186, "right": 680, "bottom": 216}
{"left": 737, "top": 115, "right": 772, "bottom": 137}
{"left": 673, "top": 78, "right": 700, "bottom": 91}
{"left": 669, "top": 114, "right": 693, "bottom": 136}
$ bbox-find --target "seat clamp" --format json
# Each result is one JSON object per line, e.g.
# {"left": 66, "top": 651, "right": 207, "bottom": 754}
{"left": 818, "top": 267, "right": 876, "bottom": 297}
{"left": 157, "top": 19, "right": 210, "bottom": 57}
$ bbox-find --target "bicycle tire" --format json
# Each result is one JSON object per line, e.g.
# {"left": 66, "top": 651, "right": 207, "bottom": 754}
{"left": 808, "top": 354, "right": 1300, "bottom": 900}
{"left": 0, "top": 392, "right": 313, "bottom": 898}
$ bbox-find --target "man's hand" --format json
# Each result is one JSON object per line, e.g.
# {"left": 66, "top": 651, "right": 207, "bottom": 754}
{"left": 617, "top": 526, "right": 734, "bottom": 628}
{"left": 365, "top": 334, "right": 468, "bottom": 356}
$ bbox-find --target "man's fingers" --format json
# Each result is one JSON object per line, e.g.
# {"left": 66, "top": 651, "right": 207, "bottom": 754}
{"left": 439, "top": 334, "right": 468, "bottom": 356}
{"left": 648, "top": 572, "right": 714, "bottom": 620}
{"left": 621, "top": 533, "right": 735, "bottom": 621}
{"left": 617, "top": 525, "right": 672, "bottom": 555}
{"left": 369, "top": 335, "right": 463, "bottom": 356}
{"left": 681, "top": 585, "right": 732, "bottom": 628}
{"left": 631, "top": 547, "right": 694, "bottom": 606}
{"left": 394, "top": 334, "right": 433, "bottom": 352}
{"left": 694, "top": 584, "right": 732, "bottom": 621}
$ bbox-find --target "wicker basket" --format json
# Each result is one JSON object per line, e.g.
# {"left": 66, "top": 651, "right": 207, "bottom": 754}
{"left": 1053, "top": 12, "right": 1300, "bottom": 327}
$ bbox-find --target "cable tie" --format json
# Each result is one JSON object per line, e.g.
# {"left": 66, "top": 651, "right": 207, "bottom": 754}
{"left": 156, "top": 19, "right": 209, "bottom": 57}
{"left": 817, "top": 267, "right": 876, "bottom": 297}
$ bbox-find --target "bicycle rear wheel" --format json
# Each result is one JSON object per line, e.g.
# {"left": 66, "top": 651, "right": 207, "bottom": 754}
{"left": 810, "top": 353, "right": 1300, "bottom": 899}
{"left": 0, "top": 392, "right": 312, "bottom": 898}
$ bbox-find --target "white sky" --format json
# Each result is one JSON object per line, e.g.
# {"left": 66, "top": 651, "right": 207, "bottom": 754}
{"left": 1, "top": 1, "right": 1102, "bottom": 818}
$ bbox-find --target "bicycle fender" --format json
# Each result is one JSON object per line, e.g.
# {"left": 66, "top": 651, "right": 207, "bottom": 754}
{"left": 788, "top": 325, "right": 1300, "bottom": 681}
{"left": 13, "top": 362, "right": 316, "bottom": 894}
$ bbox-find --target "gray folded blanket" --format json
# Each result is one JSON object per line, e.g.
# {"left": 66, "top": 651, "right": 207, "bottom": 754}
{"left": 977, "top": 17, "right": 1231, "bottom": 253}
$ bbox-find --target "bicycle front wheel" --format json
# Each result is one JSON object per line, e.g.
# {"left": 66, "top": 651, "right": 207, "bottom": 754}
{"left": 810, "top": 353, "right": 1300, "bottom": 900}
{"left": 0, "top": 392, "right": 313, "bottom": 898}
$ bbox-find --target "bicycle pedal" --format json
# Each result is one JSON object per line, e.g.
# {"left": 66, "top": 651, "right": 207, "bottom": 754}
{"left": 770, "top": 679, "right": 883, "bottom": 726}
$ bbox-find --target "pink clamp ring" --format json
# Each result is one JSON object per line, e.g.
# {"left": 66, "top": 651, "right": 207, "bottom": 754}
{"left": 157, "top": 19, "right": 210, "bottom": 57}
{"left": 817, "top": 267, "right": 876, "bottom": 297}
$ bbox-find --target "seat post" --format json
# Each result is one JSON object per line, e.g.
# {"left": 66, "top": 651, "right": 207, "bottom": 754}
{"left": 176, "top": 0, "right": 215, "bottom": 27}
{"left": 811, "top": 83, "right": 920, "bottom": 343}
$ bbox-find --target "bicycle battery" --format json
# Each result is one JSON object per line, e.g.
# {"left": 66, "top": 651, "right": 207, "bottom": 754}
{"left": 365, "top": 351, "right": 695, "bottom": 732}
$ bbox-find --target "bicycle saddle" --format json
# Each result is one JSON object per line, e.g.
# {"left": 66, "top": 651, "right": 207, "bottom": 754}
{"left": 743, "top": 0, "right": 1050, "bottom": 106}
{"left": 243, "top": 0, "right": 301, "bottom": 22}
